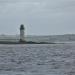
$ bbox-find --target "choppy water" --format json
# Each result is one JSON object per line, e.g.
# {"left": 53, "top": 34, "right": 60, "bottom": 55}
{"left": 0, "top": 43, "right": 75, "bottom": 75}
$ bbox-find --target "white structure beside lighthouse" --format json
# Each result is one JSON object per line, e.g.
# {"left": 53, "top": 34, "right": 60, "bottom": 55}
{"left": 20, "top": 24, "right": 25, "bottom": 42}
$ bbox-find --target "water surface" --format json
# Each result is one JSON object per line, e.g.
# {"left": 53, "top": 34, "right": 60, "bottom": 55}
{"left": 0, "top": 44, "right": 75, "bottom": 75}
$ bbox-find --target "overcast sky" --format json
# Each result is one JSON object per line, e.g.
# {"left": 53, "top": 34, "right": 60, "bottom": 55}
{"left": 0, "top": 0, "right": 75, "bottom": 35}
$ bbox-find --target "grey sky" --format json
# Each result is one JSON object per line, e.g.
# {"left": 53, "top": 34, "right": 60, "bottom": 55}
{"left": 0, "top": 0, "right": 75, "bottom": 35}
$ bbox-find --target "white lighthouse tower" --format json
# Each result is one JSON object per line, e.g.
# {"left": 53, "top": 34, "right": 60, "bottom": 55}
{"left": 20, "top": 24, "right": 25, "bottom": 42}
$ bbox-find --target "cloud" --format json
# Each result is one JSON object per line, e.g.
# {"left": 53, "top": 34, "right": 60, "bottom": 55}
{"left": 0, "top": 0, "right": 75, "bottom": 35}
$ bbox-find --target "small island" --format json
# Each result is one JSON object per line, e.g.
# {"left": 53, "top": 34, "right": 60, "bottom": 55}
{"left": 0, "top": 41, "right": 56, "bottom": 44}
{"left": 0, "top": 24, "right": 56, "bottom": 44}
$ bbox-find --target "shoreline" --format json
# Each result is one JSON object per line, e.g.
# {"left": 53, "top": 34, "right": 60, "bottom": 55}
{"left": 0, "top": 41, "right": 56, "bottom": 44}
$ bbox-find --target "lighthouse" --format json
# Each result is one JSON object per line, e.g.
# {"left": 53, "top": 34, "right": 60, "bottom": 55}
{"left": 20, "top": 24, "right": 25, "bottom": 42}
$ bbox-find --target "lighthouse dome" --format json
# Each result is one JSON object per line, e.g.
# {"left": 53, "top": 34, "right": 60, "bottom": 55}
{"left": 20, "top": 24, "right": 25, "bottom": 30}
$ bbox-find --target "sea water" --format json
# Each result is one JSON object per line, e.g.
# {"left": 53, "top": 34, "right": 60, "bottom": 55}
{"left": 0, "top": 43, "right": 75, "bottom": 75}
